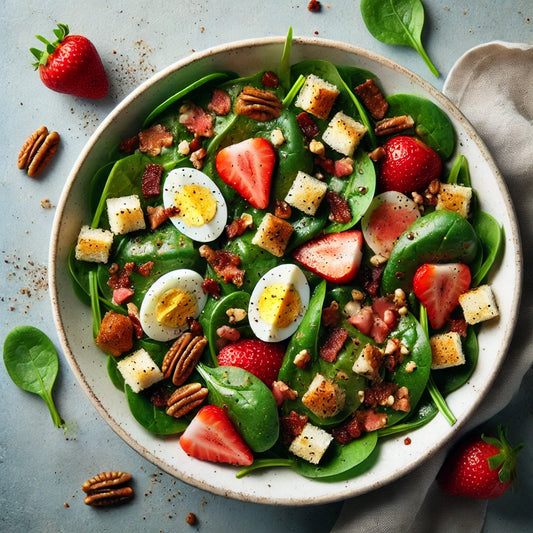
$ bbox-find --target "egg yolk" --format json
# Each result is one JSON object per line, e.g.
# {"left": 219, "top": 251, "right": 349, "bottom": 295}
{"left": 258, "top": 283, "right": 301, "bottom": 329}
{"left": 174, "top": 184, "right": 217, "bottom": 227}
{"left": 155, "top": 288, "right": 197, "bottom": 327}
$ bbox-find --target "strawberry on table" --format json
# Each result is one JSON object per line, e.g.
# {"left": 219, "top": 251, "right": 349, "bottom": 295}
{"left": 215, "top": 137, "right": 276, "bottom": 209}
{"left": 30, "top": 23, "right": 108, "bottom": 99}
{"left": 179, "top": 405, "right": 253, "bottom": 466}
{"left": 438, "top": 425, "right": 524, "bottom": 499}
{"left": 377, "top": 135, "right": 442, "bottom": 194}
{"left": 413, "top": 263, "right": 471, "bottom": 330}
{"left": 217, "top": 338, "right": 286, "bottom": 387}
{"left": 292, "top": 230, "right": 363, "bottom": 284}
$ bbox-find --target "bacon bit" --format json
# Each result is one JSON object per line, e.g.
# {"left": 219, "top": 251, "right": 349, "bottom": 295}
{"left": 271, "top": 381, "right": 298, "bottom": 408}
{"left": 320, "top": 327, "right": 349, "bottom": 362}
{"left": 326, "top": 190, "right": 352, "bottom": 224}
{"left": 207, "top": 88, "right": 232, "bottom": 116}
{"left": 135, "top": 261, "right": 155, "bottom": 277}
{"left": 358, "top": 408, "right": 388, "bottom": 432}
{"left": 308, "top": 0, "right": 321, "bottom": 12}
{"left": 199, "top": 245, "right": 245, "bottom": 287}
{"left": 360, "top": 263, "right": 384, "bottom": 297}
{"left": 119, "top": 135, "right": 139, "bottom": 153}
{"left": 354, "top": 79, "right": 389, "bottom": 120}
{"left": 261, "top": 71, "right": 279, "bottom": 88}
{"left": 280, "top": 411, "right": 308, "bottom": 446}
{"left": 187, "top": 317, "right": 204, "bottom": 337}
{"left": 107, "top": 262, "right": 134, "bottom": 290}
{"left": 363, "top": 382, "right": 398, "bottom": 408}
{"left": 225, "top": 214, "right": 253, "bottom": 240}
{"left": 146, "top": 205, "right": 179, "bottom": 230}
{"left": 314, "top": 155, "right": 335, "bottom": 175}
{"left": 113, "top": 287, "right": 134, "bottom": 305}
{"left": 274, "top": 199, "right": 292, "bottom": 219}
{"left": 333, "top": 157, "right": 354, "bottom": 178}
{"left": 296, "top": 111, "right": 320, "bottom": 140}
{"left": 138, "top": 124, "right": 174, "bottom": 157}
{"left": 449, "top": 318, "right": 468, "bottom": 337}
{"left": 142, "top": 163, "right": 164, "bottom": 198}
{"left": 332, "top": 413, "right": 364, "bottom": 444}
{"left": 348, "top": 305, "right": 391, "bottom": 345}
{"left": 216, "top": 325, "right": 241, "bottom": 342}
{"left": 188, "top": 135, "right": 203, "bottom": 153}
{"left": 127, "top": 302, "right": 144, "bottom": 339}
{"left": 392, "top": 386, "right": 411, "bottom": 412}
{"left": 404, "top": 437, "right": 412, "bottom": 445}
{"left": 201, "top": 277, "right": 221, "bottom": 299}
{"left": 179, "top": 102, "right": 215, "bottom": 138}
{"left": 373, "top": 297, "right": 398, "bottom": 329}
{"left": 94, "top": 311, "right": 134, "bottom": 357}
{"left": 150, "top": 385, "right": 171, "bottom": 408}
{"left": 321, "top": 300, "right": 340, "bottom": 327}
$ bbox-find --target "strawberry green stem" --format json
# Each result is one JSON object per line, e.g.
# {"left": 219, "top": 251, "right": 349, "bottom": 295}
{"left": 30, "top": 23, "right": 70, "bottom": 69}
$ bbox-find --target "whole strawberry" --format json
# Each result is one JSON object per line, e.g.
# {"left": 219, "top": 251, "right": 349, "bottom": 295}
{"left": 438, "top": 425, "right": 524, "bottom": 499}
{"left": 30, "top": 23, "right": 108, "bottom": 99}
{"left": 378, "top": 135, "right": 442, "bottom": 194}
{"left": 217, "top": 339, "right": 285, "bottom": 387}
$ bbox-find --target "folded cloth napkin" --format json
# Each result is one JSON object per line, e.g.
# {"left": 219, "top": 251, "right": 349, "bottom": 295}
{"left": 332, "top": 42, "right": 533, "bottom": 533}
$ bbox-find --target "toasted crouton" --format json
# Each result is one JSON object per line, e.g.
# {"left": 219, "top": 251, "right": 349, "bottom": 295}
{"left": 352, "top": 343, "right": 385, "bottom": 381}
{"left": 459, "top": 284, "right": 499, "bottom": 325}
{"left": 288, "top": 422, "right": 333, "bottom": 464}
{"left": 106, "top": 194, "right": 146, "bottom": 235}
{"left": 436, "top": 183, "right": 473, "bottom": 218}
{"left": 294, "top": 74, "right": 340, "bottom": 119}
{"left": 117, "top": 348, "right": 164, "bottom": 393}
{"left": 251, "top": 213, "right": 294, "bottom": 257}
{"left": 322, "top": 111, "right": 367, "bottom": 157}
{"left": 284, "top": 171, "right": 328, "bottom": 215}
{"left": 301, "top": 373, "right": 345, "bottom": 419}
{"left": 429, "top": 332, "right": 466, "bottom": 369}
{"left": 75, "top": 225, "right": 114, "bottom": 263}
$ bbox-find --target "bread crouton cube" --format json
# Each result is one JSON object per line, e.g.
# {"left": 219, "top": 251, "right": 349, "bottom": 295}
{"left": 294, "top": 74, "right": 340, "bottom": 120}
{"left": 251, "top": 213, "right": 294, "bottom": 257}
{"left": 352, "top": 343, "right": 384, "bottom": 381}
{"left": 459, "top": 284, "right": 499, "bottom": 325}
{"left": 288, "top": 422, "right": 333, "bottom": 464}
{"left": 301, "top": 373, "right": 346, "bottom": 419}
{"left": 284, "top": 171, "right": 328, "bottom": 215}
{"left": 429, "top": 332, "right": 466, "bottom": 369}
{"left": 322, "top": 111, "right": 367, "bottom": 157}
{"left": 117, "top": 348, "right": 164, "bottom": 393}
{"left": 75, "top": 225, "right": 114, "bottom": 263}
{"left": 436, "top": 183, "right": 473, "bottom": 218}
{"left": 106, "top": 194, "right": 146, "bottom": 235}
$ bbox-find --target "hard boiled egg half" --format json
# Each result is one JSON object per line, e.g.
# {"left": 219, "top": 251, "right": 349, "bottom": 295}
{"left": 248, "top": 264, "right": 310, "bottom": 342}
{"left": 140, "top": 269, "right": 207, "bottom": 342}
{"left": 163, "top": 167, "right": 227, "bottom": 242}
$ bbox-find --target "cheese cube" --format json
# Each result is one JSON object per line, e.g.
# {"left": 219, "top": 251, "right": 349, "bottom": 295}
{"left": 251, "top": 213, "right": 294, "bottom": 257}
{"left": 322, "top": 111, "right": 367, "bottom": 157}
{"left": 288, "top": 422, "right": 333, "bottom": 464}
{"left": 459, "top": 284, "right": 499, "bottom": 325}
{"left": 294, "top": 74, "right": 340, "bottom": 119}
{"left": 75, "top": 225, "right": 114, "bottom": 263}
{"left": 106, "top": 195, "right": 146, "bottom": 235}
{"left": 284, "top": 171, "right": 328, "bottom": 215}
{"left": 436, "top": 183, "right": 473, "bottom": 218}
{"left": 117, "top": 348, "right": 164, "bottom": 393}
{"left": 429, "top": 332, "right": 465, "bottom": 369}
{"left": 301, "top": 373, "right": 345, "bottom": 419}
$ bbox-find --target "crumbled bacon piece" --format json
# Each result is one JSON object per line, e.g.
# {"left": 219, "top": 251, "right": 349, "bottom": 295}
{"left": 146, "top": 205, "right": 179, "bottom": 230}
{"left": 199, "top": 245, "right": 245, "bottom": 287}
{"left": 320, "top": 327, "right": 349, "bottom": 363}
{"left": 321, "top": 300, "right": 340, "bottom": 327}
{"left": 354, "top": 79, "right": 389, "bottom": 120}
{"left": 271, "top": 381, "right": 298, "bottom": 408}
{"left": 127, "top": 302, "right": 144, "bottom": 339}
{"left": 363, "top": 382, "right": 399, "bottom": 408}
{"left": 314, "top": 155, "right": 335, "bottom": 175}
{"left": 207, "top": 88, "right": 232, "bottom": 116}
{"left": 135, "top": 261, "right": 154, "bottom": 277}
{"left": 326, "top": 190, "right": 352, "bottom": 224}
{"left": 201, "top": 277, "right": 221, "bottom": 299}
{"left": 142, "top": 163, "right": 164, "bottom": 198}
{"left": 107, "top": 262, "right": 134, "bottom": 290}
{"left": 189, "top": 134, "right": 203, "bottom": 153}
{"left": 112, "top": 287, "right": 134, "bottom": 305}
{"left": 332, "top": 414, "right": 364, "bottom": 444}
{"left": 296, "top": 112, "right": 320, "bottom": 139}
{"left": 449, "top": 318, "right": 468, "bottom": 337}
{"left": 187, "top": 317, "right": 204, "bottom": 337}
{"left": 261, "top": 71, "right": 279, "bottom": 88}
{"left": 360, "top": 263, "right": 384, "bottom": 297}
{"left": 138, "top": 124, "right": 174, "bottom": 156}
{"left": 333, "top": 157, "right": 354, "bottom": 178}
{"left": 225, "top": 214, "right": 253, "bottom": 240}
{"left": 216, "top": 325, "right": 241, "bottom": 342}
{"left": 383, "top": 337, "right": 404, "bottom": 372}
{"left": 119, "top": 135, "right": 139, "bottom": 153}
{"left": 179, "top": 102, "right": 215, "bottom": 137}
{"left": 274, "top": 199, "right": 292, "bottom": 219}
{"left": 357, "top": 408, "right": 388, "bottom": 432}
{"left": 280, "top": 411, "right": 309, "bottom": 446}
{"left": 393, "top": 386, "right": 411, "bottom": 412}
{"left": 150, "top": 385, "right": 171, "bottom": 408}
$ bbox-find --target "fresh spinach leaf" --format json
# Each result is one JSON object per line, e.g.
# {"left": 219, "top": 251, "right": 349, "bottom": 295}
{"left": 471, "top": 211, "right": 504, "bottom": 286}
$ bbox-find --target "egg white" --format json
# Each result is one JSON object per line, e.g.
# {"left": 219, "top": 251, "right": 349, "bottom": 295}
{"left": 139, "top": 269, "right": 207, "bottom": 342}
{"left": 248, "top": 264, "right": 310, "bottom": 342}
{"left": 163, "top": 167, "right": 227, "bottom": 242}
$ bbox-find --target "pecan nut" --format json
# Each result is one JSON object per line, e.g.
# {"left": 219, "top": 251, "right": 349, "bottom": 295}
{"left": 374, "top": 115, "right": 414, "bottom": 136}
{"left": 166, "top": 382, "right": 209, "bottom": 418}
{"left": 161, "top": 332, "right": 208, "bottom": 386}
{"left": 82, "top": 471, "right": 133, "bottom": 507}
{"left": 18, "top": 126, "right": 60, "bottom": 178}
{"left": 234, "top": 86, "right": 283, "bottom": 121}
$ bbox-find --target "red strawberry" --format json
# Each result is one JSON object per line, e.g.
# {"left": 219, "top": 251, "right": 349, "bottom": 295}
{"left": 413, "top": 263, "right": 471, "bottom": 329}
{"left": 30, "top": 23, "right": 108, "bottom": 99}
{"left": 217, "top": 339, "right": 285, "bottom": 387}
{"left": 215, "top": 137, "right": 276, "bottom": 209}
{"left": 438, "top": 425, "right": 524, "bottom": 499}
{"left": 292, "top": 230, "right": 363, "bottom": 284}
{"left": 179, "top": 405, "right": 253, "bottom": 466}
{"left": 378, "top": 136, "right": 442, "bottom": 194}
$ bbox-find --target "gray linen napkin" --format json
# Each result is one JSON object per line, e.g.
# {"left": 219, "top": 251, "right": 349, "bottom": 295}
{"left": 332, "top": 42, "right": 533, "bottom": 533}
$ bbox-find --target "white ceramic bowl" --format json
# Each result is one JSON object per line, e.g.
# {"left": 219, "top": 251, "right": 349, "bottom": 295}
{"left": 49, "top": 36, "right": 522, "bottom": 505}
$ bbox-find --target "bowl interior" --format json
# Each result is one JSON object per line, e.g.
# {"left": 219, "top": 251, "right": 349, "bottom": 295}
{"left": 49, "top": 36, "right": 521, "bottom": 505}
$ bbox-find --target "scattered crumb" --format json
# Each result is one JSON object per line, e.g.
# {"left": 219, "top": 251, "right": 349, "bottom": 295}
{"left": 404, "top": 437, "right": 412, "bottom": 445}
{"left": 63, "top": 502, "right": 70, "bottom": 508}
{"left": 40, "top": 198, "right": 55, "bottom": 209}
{"left": 308, "top": 0, "right": 321, "bottom": 12}
{"left": 186, "top": 512, "right": 197, "bottom": 525}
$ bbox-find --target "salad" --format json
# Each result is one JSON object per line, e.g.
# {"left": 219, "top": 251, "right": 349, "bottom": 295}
{"left": 69, "top": 35, "right": 502, "bottom": 480}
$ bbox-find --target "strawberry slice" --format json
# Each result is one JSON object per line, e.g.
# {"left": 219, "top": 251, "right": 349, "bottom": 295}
{"left": 413, "top": 263, "right": 472, "bottom": 329}
{"left": 292, "top": 230, "right": 363, "bottom": 283}
{"left": 179, "top": 405, "right": 253, "bottom": 466}
{"left": 215, "top": 137, "right": 276, "bottom": 209}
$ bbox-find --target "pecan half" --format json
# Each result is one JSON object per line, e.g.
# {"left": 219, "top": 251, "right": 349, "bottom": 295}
{"left": 234, "top": 86, "right": 283, "bottom": 121}
{"left": 82, "top": 471, "right": 133, "bottom": 507}
{"left": 166, "top": 382, "right": 209, "bottom": 418}
{"left": 374, "top": 115, "right": 414, "bottom": 136}
{"left": 18, "top": 126, "right": 60, "bottom": 178}
{"left": 161, "top": 332, "right": 207, "bottom": 386}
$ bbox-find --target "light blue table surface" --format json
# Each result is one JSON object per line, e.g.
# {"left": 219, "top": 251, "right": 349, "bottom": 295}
{"left": 1, "top": 1, "right": 531, "bottom": 531}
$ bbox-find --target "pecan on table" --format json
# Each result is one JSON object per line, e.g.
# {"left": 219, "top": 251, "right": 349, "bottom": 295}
{"left": 234, "top": 86, "right": 283, "bottom": 121}
{"left": 82, "top": 471, "right": 133, "bottom": 507}
{"left": 18, "top": 126, "right": 60, "bottom": 178}
{"left": 166, "top": 382, "right": 209, "bottom": 418}
{"left": 161, "top": 332, "right": 208, "bottom": 386}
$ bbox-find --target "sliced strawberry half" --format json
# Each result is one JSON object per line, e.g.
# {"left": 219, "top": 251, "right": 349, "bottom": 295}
{"left": 179, "top": 405, "right": 253, "bottom": 466}
{"left": 292, "top": 230, "right": 363, "bottom": 283}
{"left": 215, "top": 137, "right": 276, "bottom": 209}
{"left": 413, "top": 263, "right": 472, "bottom": 330}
